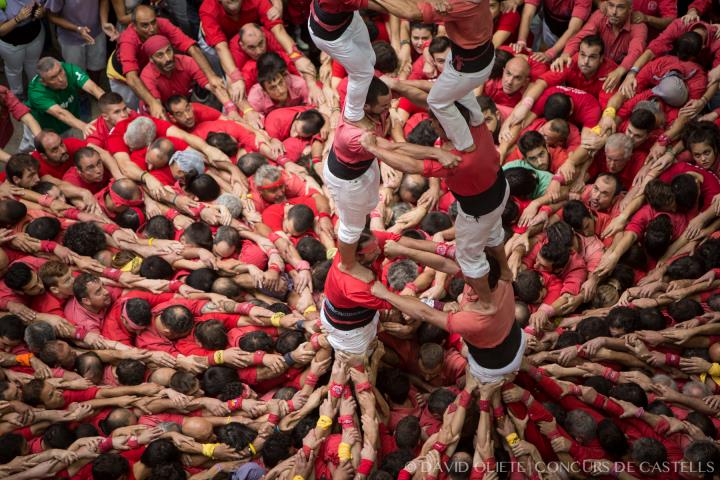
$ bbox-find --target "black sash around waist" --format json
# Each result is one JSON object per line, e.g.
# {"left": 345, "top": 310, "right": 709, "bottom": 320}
{"left": 327, "top": 147, "right": 374, "bottom": 180}
{"left": 453, "top": 169, "right": 507, "bottom": 217}
{"left": 309, "top": 0, "right": 353, "bottom": 41}
{"left": 467, "top": 321, "right": 522, "bottom": 370}
{"left": 450, "top": 40, "right": 494, "bottom": 73}
{"left": 323, "top": 298, "right": 376, "bottom": 331}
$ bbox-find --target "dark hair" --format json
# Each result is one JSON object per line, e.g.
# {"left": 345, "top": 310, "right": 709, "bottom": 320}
{"left": 518, "top": 131, "right": 546, "bottom": 157}
{"left": 667, "top": 298, "right": 703, "bottom": 322}
{"left": 576, "top": 316, "right": 610, "bottom": 342}
{"left": 562, "top": 200, "right": 591, "bottom": 232}
{"left": 428, "top": 35, "right": 450, "bottom": 55}
{"left": 373, "top": 41, "right": 399, "bottom": 73}
{"left": 206, "top": 132, "right": 239, "bottom": 158}
{"left": 407, "top": 119, "right": 438, "bottom": 146}
{"left": 584, "top": 376, "right": 613, "bottom": 396}
{"left": 296, "top": 109, "right": 325, "bottom": 136}
{"left": 257, "top": 52, "right": 288, "bottom": 85}
{"left": 139, "top": 255, "right": 174, "bottom": 280}
{"left": 63, "top": 222, "right": 107, "bottom": 256}
{"left": 186, "top": 268, "right": 219, "bottom": 292}
{"left": 547, "top": 221, "right": 574, "bottom": 247}
{"left": 505, "top": 167, "right": 537, "bottom": 199}
{"left": 513, "top": 270, "right": 543, "bottom": 304}
{"left": 6, "top": 153, "right": 39, "bottom": 184}
{"left": 237, "top": 152, "right": 268, "bottom": 176}
{"left": 420, "top": 211, "right": 452, "bottom": 235}
{"left": 26, "top": 216, "right": 60, "bottom": 241}
{"left": 637, "top": 307, "right": 666, "bottom": 331}
{"left": 556, "top": 330, "right": 582, "bottom": 349}
{"left": 395, "top": 416, "right": 421, "bottom": 450}
{"left": 238, "top": 331, "right": 274, "bottom": 352}
{"left": 628, "top": 108, "right": 656, "bottom": 132}
{"left": 0, "top": 199, "right": 27, "bottom": 227}
{"left": 186, "top": 173, "right": 220, "bottom": 202}
{"left": 297, "top": 236, "right": 326, "bottom": 266}
{"left": 631, "top": 437, "right": 667, "bottom": 466}
{"left": 116, "top": 359, "right": 147, "bottom": 385}
{"left": 98, "top": 92, "right": 125, "bottom": 109}
{"left": 287, "top": 204, "right": 315, "bottom": 234}
{"left": 539, "top": 241, "right": 570, "bottom": 270}
{"left": 683, "top": 121, "right": 720, "bottom": 159}
{"left": 671, "top": 174, "right": 699, "bottom": 212}
{"left": 92, "top": 453, "right": 130, "bottom": 480}
{"left": 4, "top": 262, "right": 33, "bottom": 291}
{"left": 428, "top": 388, "right": 456, "bottom": 415}
{"left": 141, "top": 439, "right": 181, "bottom": 467}
{"left": 0, "top": 433, "right": 26, "bottom": 464}
{"left": 0, "top": 314, "right": 24, "bottom": 341}
{"left": 597, "top": 419, "right": 628, "bottom": 458}
{"left": 490, "top": 49, "right": 513, "bottom": 80}
{"left": 580, "top": 34, "right": 605, "bottom": 56}
{"left": 543, "top": 93, "right": 572, "bottom": 120}
{"left": 666, "top": 255, "right": 705, "bottom": 280}
{"left": 160, "top": 305, "right": 194, "bottom": 335}
{"left": 686, "top": 412, "right": 717, "bottom": 438}
{"left": 644, "top": 214, "right": 673, "bottom": 259}
{"left": 607, "top": 306, "right": 639, "bottom": 334}
{"left": 262, "top": 431, "right": 293, "bottom": 468}
{"left": 380, "top": 450, "right": 415, "bottom": 479}
{"left": 183, "top": 222, "right": 213, "bottom": 250}
{"left": 125, "top": 298, "right": 152, "bottom": 327}
{"left": 645, "top": 180, "right": 674, "bottom": 211}
{"left": 609, "top": 383, "right": 648, "bottom": 408}
{"left": 144, "top": 215, "right": 175, "bottom": 240}
{"left": 674, "top": 31, "right": 703, "bottom": 61}
{"left": 43, "top": 423, "right": 76, "bottom": 449}
{"left": 73, "top": 272, "right": 101, "bottom": 302}
{"left": 215, "top": 422, "right": 258, "bottom": 452}
{"left": 195, "top": 320, "right": 227, "bottom": 350}
{"left": 366, "top": 76, "right": 390, "bottom": 106}
{"left": 377, "top": 368, "right": 410, "bottom": 404}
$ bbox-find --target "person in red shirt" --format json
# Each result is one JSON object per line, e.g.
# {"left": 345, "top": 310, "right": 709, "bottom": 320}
{"left": 489, "top": 0, "right": 521, "bottom": 47}
{"left": 557, "top": 0, "right": 648, "bottom": 92}
{"left": 0, "top": 85, "right": 41, "bottom": 162}
{"left": 32, "top": 131, "right": 87, "bottom": 180}
{"left": 374, "top": 0, "right": 495, "bottom": 153}
{"left": 363, "top": 105, "right": 509, "bottom": 312}
{"left": 482, "top": 56, "right": 530, "bottom": 114}
{"left": 62, "top": 146, "right": 115, "bottom": 194}
{"left": 631, "top": 0, "right": 677, "bottom": 34}
{"left": 139, "top": 35, "right": 237, "bottom": 118}
{"left": 87, "top": 93, "right": 137, "bottom": 149}
{"left": 109, "top": 4, "right": 220, "bottom": 118}
{"left": 164, "top": 96, "right": 222, "bottom": 132}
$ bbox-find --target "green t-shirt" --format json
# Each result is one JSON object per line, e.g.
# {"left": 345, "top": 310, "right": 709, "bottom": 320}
{"left": 27, "top": 62, "right": 89, "bottom": 134}
{"left": 502, "top": 160, "right": 552, "bottom": 199}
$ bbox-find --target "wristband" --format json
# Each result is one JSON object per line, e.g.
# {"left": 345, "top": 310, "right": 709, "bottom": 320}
{"left": 253, "top": 350, "right": 266, "bottom": 366}
{"left": 358, "top": 458, "right": 374, "bottom": 475}
{"left": 539, "top": 205, "right": 553, "bottom": 214}
{"left": 287, "top": 399, "right": 296, "bottom": 412}
{"left": 634, "top": 407, "right": 645, "bottom": 418}
{"left": 102, "top": 268, "right": 123, "bottom": 281}
{"left": 338, "top": 442, "right": 352, "bottom": 461}
{"left": 214, "top": 350, "right": 224, "bottom": 365}
{"left": 40, "top": 240, "right": 58, "bottom": 253}
{"left": 629, "top": 66, "right": 640, "bottom": 75}
{"left": 147, "top": 237, "right": 155, "bottom": 247}
{"left": 538, "top": 303, "right": 555, "bottom": 316}
{"left": 338, "top": 415, "right": 354, "bottom": 429}
{"left": 311, "top": 155, "right": 322, "bottom": 164}
{"left": 276, "top": 154, "right": 290, "bottom": 167}
{"left": 505, "top": 433, "right": 520, "bottom": 446}
{"left": 268, "top": 263, "right": 282, "bottom": 272}
{"left": 127, "top": 436, "right": 139, "bottom": 449}
{"left": 657, "top": 134, "right": 670, "bottom": 146}
{"left": 304, "top": 305, "right": 318, "bottom": 316}
{"left": 289, "top": 49, "right": 303, "bottom": 60}
{"left": 102, "top": 223, "right": 120, "bottom": 235}
{"left": 164, "top": 208, "right": 179, "bottom": 220}
{"left": 268, "top": 232, "right": 281, "bottom": 243}
{"left": 602, "top": 107, "right": 617, "bottom": 119}
{"left": 310, "top": 333, "right": 322, "bottom": 351}
{"left": 493, "top": 405, "right": 506, "bottom": 418}
{"left": 271, "top": 312, "right": 285, "bottom": 327}
{"left": 305, "top": 373, "right": 319, "bottom": 387}
{"left": 544, "top": 48, "right": 557, "bottom": 60}
{"left": 317, "top": 415, "right": 333, "bottom": 430}
{"left": 521, "top": 96, "right": 535, "bottom": 108}
{"left": 570, "top": 384, "right": 582, "bottom": 396}
{"left": 329, "top": 382, "right": 344, "bottom": 398}
{"left": 665, "top": 352, "right": 680, "bottom": 367}
{"left": 283, "top": 352, "right": 296, "bottom": 366}
{"left": 243, "top": 107, "right": 254, "bottom": 115}
{"left": 295, "top": 260, "right": 311, "bottom": 271}
{"left": 405, "top": 282, "right": 418, "bottom": 292}
{"left": 201, "top": 443, "right": 219, "bottom": 459}
{"left": 593, "top": 394, "right": 607, "bottom": 409}
{"left": 100, "top": 436, "right": 114, "bottom": 453}
{"left": 603, "top": 367, "right": 619, "bottom": 383}
{"left": 432, "top": 441, "right": 448, "bottom": 453}
{"left": 521, "top": 389, "right": 531, "bottom": 405}
{"left": 140, "top": 171, "right": 148, "bottom": 184}
{"left": 268, "top": 413, "right": 280, "bottom": 425}
{"left": 74, "top": 326, "right": 87, "bottom": 341}
{"left": 229, "top": 70, "right": 244, "bottom": 83}
{"left": 477, "top": 399, "right": 490, "bottom": 412}
{"left": 63, "top": 208, "right": 81, "bottom": 219}
{"left": 398, "top": 469, "right": 412, "bottom": 480}
{"left": 188, "top": 205, "right": 206, "bottom": 217}
{"left": 458, "top": 389, "right": 472, "bottom": 408}
{"left": 224, "top": 101, "right": 238, "bottom": 112}
{"left": 227, "top": 397, "right": 243, "bottom": 411}
{"left": 317, "top": 212, "right": 331, "bottom": 219}
{"left": 15, "top": 353, "right": 33, "bottom": 367}
{"left": 234, "top": 302, "right": 254, "bottom": 315}
{"left": 435, "top": 242, "right": 449, "bottom": 257}
{"left": 551, "top": 174, "right": 565, "bottom": 185}
{"left": 293, "top": 477, "right": 305, "bottom": 480}
{"left": 38, "top": 194, "right": 54, "bottom": 207}
{"left": 355, "top": 381, "right": 373, "bottom": 393}
{"left": 369, "top": 211, "right": 382, "bottom": 219}
{"left": 248, "top": 442, "right": 257, "bottom": 456}
{"left": 708, "top": 363, "right": 720, "bottom": 377}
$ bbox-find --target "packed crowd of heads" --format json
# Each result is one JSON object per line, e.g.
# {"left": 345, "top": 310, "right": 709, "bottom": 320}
{"left": 0, "top": 0, "right": 720, "bottom": 478}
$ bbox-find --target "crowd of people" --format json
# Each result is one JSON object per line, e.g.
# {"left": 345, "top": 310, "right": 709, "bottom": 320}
{"left": 0, "top": 0, "right": 720, "bottom": 478}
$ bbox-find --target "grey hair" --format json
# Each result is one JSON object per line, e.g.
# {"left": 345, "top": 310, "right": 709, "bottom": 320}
{"left": 634, "top": 100, "right": 661, "bottom": 115}
{"left": 123, "top": 117, "right": 157, "bottom": 150}
{"left": 37, "top": 57, "right": 61, "bottom": 76}
{"left": 24, "top": 321, "right": 56, "bottom": 353}
{"left": 216, "top": 193, "right": 243, "bottom": 218}
{"left": 683, "top": 380, "right": 710, "bottom": 398}
{"left": 651, "top": 374, "right": 677, "bottom": 391}
{"left": 169, "top": 148, "right": 205, "bottom": 175}
{"left": 254, "top": 164, "right": 282, "bottom": 187}
{"left": 390, "top": 202, "right": 412, "bottom": 225}
{"left": 387, "top": 259, "right": 419, "bottom": 291}
{"left": 564, "top": 410, "right": 597, "bottom": 444}
{"left": 605, "top": 133, "right": 633, "bottom": 158}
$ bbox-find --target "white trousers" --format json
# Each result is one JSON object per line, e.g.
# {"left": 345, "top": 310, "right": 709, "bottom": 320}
{"left": 320, "top": 308, "right": 379, "bottom": 355}
{"left": 454, "top": 181, "right": 509, "bottom": 279}
{"left": 323, "top": 159, "right": 380, "bottom": 244}
{"left": 60, "top": 32, "right": 107, "bottom": 72}
{"left": 309, "top": 12, "right": 375, "bottom": 122}
{"left": 468, "top": 331, "right": 527, "bottom": 383}
{"left": 427, "top": 51, "right": 494, "bottom": 151}
{"left": 0, "top": 25, "right": 45, "bottom": 97}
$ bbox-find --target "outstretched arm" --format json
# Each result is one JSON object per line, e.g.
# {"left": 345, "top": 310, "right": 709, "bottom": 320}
{"left": 371, "top": 281, "right": 448, "bottom": 329}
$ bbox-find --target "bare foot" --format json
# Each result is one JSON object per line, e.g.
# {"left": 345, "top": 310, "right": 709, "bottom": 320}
{"left": 339, "top": 262, "right": 375, "bottom": 283}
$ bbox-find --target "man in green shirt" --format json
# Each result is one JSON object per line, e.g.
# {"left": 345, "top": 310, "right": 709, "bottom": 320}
{"left": 502, "top": 130, "right": 553, "bottom": 199}
{"left": 26, "top": 57, "right": 105, "bottom": 139}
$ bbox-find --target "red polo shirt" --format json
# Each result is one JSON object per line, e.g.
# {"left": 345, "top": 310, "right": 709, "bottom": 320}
{"left": 62, "top": 166, "right": 110, "bottom": 193}
{"left": 333, "top": 113, "right": 387, "bottom": 165}
{"left": 418, "top": 0, "right": 493, "bottom": 49}
{"left": 635, "top": 55, "right": 708, "bottom": 100}
{"left": 199, "top": 0, "right": 282, "bottom": 47}
{"left": 33, "top": 137, "right": 87, "bottom": 180}
{"left": 483, "top": 78, "right": 523, "bottom": 108}
{"left": 524, "top": 0, "right": 592, "bottom": 23}
{"left": 107, "top": 116, "right": 173, "bottom": 155}
{"left": 229, "top": 27, "right": 299, "bottom": 87}
{"left": 539, "top": 54, "right": 618, "bottom": 105}
{"left": 564, "top": 10, "right": 648, "bottom": 70}
{"left": 140, "top": 55, "right": 209, "bottom": 103}
{"left": 531, "top": 85, "right": 601, "bottom": 129}
{"left": 174, "top": 103, "right": 222, "bottom": 132}
{"left": 248, "top": 172, "right": 317, "bottom": 212}
{"left": 116, "top": 18, "right": 195, "bottom": 75}
{"left": 324, "top": 256, "right": 392, "bottom": 313}
{"left": 626, "top": 204, "right": 689, "bottom": 240}
{"left": 648, "top": 20, "right": 720, "bottom": 68}
{"left": 86, "top": 110, "right": 139, "bottom": 148}
{"left": 632, "top": 0, "right": 677, "bottom": 21}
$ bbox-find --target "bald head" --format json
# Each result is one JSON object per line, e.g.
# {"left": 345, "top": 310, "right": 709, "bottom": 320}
{"left": 502, "top": 57, "right": 530, "bottom": 95}
{"left": 112, "top": 179, "right": 142, "bottom": 201}
{"left": 182, "top": 417, "right": 214, "bottom": 442}
{"left": 239, "top": 23, "right": 267, "bottom": 60}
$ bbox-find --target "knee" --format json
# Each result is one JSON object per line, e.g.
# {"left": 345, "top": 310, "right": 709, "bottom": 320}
{"left": 337, "top": 221, "right": 363, "bottom": 244}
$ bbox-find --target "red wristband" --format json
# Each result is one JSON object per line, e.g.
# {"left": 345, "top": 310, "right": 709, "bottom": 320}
{"left": 295, "top": 260, "right": 310, "bottom": 271}
{"left": 38, "top": 194, "right": 54, "bottom": 207}
{"left": 102, "top": 223, "right": 120, "bottom": 234}
{"left": 63, "top": 208, "right": 81, "bottom": 219}
{"left": 168, "top": 280, "right": 182, "bottom": 292}
{"left": 40, "top": 240, "right": 58, "bottom": 253}
{"left": 207, "top": 352, "right": 217, "bottom": 366}
{"left": 103, "top": 268, "right": 123, "bottom": 281}
{"left": 329, "top": 382, "right": 344, "bottom": 398}
{"left": 164, "top": 209, "right": 179, "bottom": 221}
{"left": 398, "top": 469, "right": 412, "bottom": 480}
{"left": 287, "top": 399, "right": 296, "bottom": 412}
{"left": 100, "top": 436, "right": 114, "bottom": 452}
{"left": 355, "top": 382, "right": 372, "bottom": 393}
{"left": 127, "top": 436, "right": 139, "bottom": 449}
{"left": 311, "top": 156, "right": 322, "bottom": 164}
{"left": 189, "top": 205, "right": 206, "bottom": 217}
{"left": 433, "top": 441, "right": 448, "bottom": 453}
{"left": 268, "top": 232, "right": 281, "bottom": 243}
{"left": 229, "top": 70, "right": 244, "bottom": 83}
{"left": 268, "top": 263, "right": 282, "bottom": 272}
{"left": 74, "top": 326, "right": 87, "bottom": 341}
{"left": 493, "top": 405, "right": 506, "bottom": 418}
{"left": 358, "top": 458, "right": 374, "bottom": 475}
{"left": 665, "top": 352, "right": 680, "bottom": 367}
{"left": 338, "top": 415, "right": 354, "bottom": 429}
{"left": 318, "top": 212, "right": 331, "bottom": 219}
{"left": 268, "top": 413, "right": 280, "bottom": 425}
{"left": 310, "top": 333, "right": 322, "bottom": 350}
{"left": 253, "top": 350, "right": 266, "bottom": 366}
{"left": 235, "top": 302, "right": 254, "bottom": 315}
{"left": 305, "top": 373, "right": 319, "bottom": 387}
{"left": 458, "top": 390, "right": 471, "bottom": 409}
{"left": 477, "top": 399, "right": 490, "bottom": 412}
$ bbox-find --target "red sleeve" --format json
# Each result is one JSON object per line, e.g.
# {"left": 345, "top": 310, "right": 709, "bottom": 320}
{"left": 422, "top": 159, "right": 451, "bottom": 178}
{"left": 0, "top": 87, "right": 30, "bottom": 120}
{"left": 495, "top": 11, "right": 520, "bottom": 32}
{"left": 140, "top": 66, "right": 161, "bottom": 98}
{"left": 199, "top": 0, "right": 229, "bottom": 47}
{"left": 621, "top": 23, "right": 648, "bottom": 70}
{"left": 62, "top": 387, "right": 100, "bottom": 408}
{"left": 284, "top": 174, "right": 310, "bottom": 199}
{"left": 261, "top": 204, "right": 285, "bottom": 231}
{"left": 559, "top": 254, "right": 587, "bottom": 295}
{"left": 688, "top": 0, "right": 711, "bottom": 14}
{"left": 256, "top": 0, "right": 283, "bottom": 30}
{"left": 117, "top": 30, "right": 141, "bottom": 74}
{"left": 570, "top": 0, "right": 592, "bottom": 20}
{"left": 229, "top": 34, "right": 250, "bottom": 70}
{"left": 539, "top": 65, "right": 570, "bottom": 87}
{"left": 626, "top": 205, "right": 652, "bottom": 238}
{"left": 187, "top": 57, "right": 210, "bottom": 88}
{"left": 332, "top": 60, "right": 347, "bottom": 79}
{"left": 563, "top": 11, "right": 601, "bottom": 56}
{"left": 158, "top": 18, "right": 196, "bottom": 53}
{"left": 647, "top": 19, "right": 682, "bottom": 57}
{"left": 238, "top": 367, "right": 259, "bottom": 384}
{"left": 193, "top": 103, "right": 222, "bottom": 123}
{"left": 540, "top": 273, "right": 563, "bottom": 305}
{"left": 657, "top": 0, "right": 677, "bottom": 17}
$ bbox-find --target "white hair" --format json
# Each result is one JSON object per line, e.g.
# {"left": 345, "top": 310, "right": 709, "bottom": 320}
{"left": 605, "top": 133, "right": 633, "bottom": 158}
{"left": 123, "top": 117, "right": 157, "bottom": 151}
{"left": 254, "top": 164, "right": 282, "bottom": 186}
{"left": 216, "top": 193, "right": 243, "bottom": 218}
